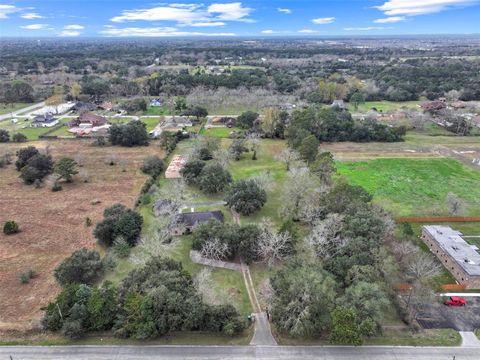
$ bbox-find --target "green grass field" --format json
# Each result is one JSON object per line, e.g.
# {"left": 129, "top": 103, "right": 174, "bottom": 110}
{"left": 347, "top": 101, "right": 421, "bottom": 113}
{"left": 200, "top": 127, "right": 240, "bottom": 138}
{"left": 337, "top": 158, "right": 480, "bottom": 217}
{"left": 0, "top": 103, "right": 32, "bottom": 115}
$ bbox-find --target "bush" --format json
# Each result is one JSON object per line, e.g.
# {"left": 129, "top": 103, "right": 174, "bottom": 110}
{"left": 94, "top": 204, "right": 143, "bottom": 247}
{"left": 0, "top": 129, "right": 9, "bottom": 142}
{"left": 3, "top": 220, "right": 19, "bottom": 235}
{"left": 54, "top": 157, "right": 78, "bottom": 182}
{"left": 15, "top": 146, "right": 39, "bottom": 171}
{"left": 18, "top": 269, "right": 37, "bottom": 284}
{"left": 19, "top": 153, "right": 54, "bottom": 184}
{"left": 51, "top": 182, "right": 63, "bottom": 192}
{"left": 12, "top": 133, "right": 27, "bottom": 143}
{"left": 141, "top": 155, "right": 164, "bottom": 178}
{"left": 237, "top": 111, "right": 259, "bottom": 129}
{"left": 113, "top": 237, "right": 131, "bottom": 258}
{"left": 54, "top": 248, "right": 104, "bottom": 286}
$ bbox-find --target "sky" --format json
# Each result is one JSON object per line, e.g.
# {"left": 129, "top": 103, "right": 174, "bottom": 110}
{"left": 0, "top": 0, "right": 479, "bottom": 38}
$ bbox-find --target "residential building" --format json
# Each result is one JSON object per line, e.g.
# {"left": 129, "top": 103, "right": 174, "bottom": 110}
{"left": 69, "top": 112, "right": 107, "bottom": 128}
{"left": 31, "top": 114, "right": 59, "bottom": 128}
{"left": 421, "top": 225, "right": 480, "bottom": 289}
{"left": 170, "top": 210, "right": 224, "bottom": 236}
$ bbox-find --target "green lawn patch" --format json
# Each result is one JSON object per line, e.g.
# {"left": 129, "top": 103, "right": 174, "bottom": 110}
{"left": 348, "top": 101, "right": 421, "bottom": 113}
{"left": 365, "top": 328, "right": 461, "bottom": 346}
{"left": 337, "top": 158, "right": 480, "bottom": 217}
{"left": 0, "top": 102, "right": 33, "bottom": 115}
{"left": 202, "top": 127, "right": 239, "bottom": 138}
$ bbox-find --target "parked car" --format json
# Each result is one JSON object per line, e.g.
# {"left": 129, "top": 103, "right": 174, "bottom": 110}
{"left": 444, "top": 296, "right": 466, "bottom": 306}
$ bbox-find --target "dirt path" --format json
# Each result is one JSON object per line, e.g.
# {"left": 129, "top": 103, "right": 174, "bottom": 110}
{"left": 191, "top": 209, "right": 277, "bottom": 345}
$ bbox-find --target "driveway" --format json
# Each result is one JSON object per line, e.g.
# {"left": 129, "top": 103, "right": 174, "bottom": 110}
{"left": 417, "top": 298, "right": 480, "bottom": 331}
{"left": 0, "top": 101, "right": 45, "bottom": 121}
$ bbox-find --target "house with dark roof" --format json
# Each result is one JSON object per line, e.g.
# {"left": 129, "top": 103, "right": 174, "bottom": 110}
{"left": 170, "top": 210, "right": 224, "bottom": 236}
{"left": 72, "top": 101, "right": 97, "bottom": 112}
{"left": 31, "top": 114, "right": 59, "bottom": 128}
{"left": 69, "top": 112, "right": 107, "bottom": 128}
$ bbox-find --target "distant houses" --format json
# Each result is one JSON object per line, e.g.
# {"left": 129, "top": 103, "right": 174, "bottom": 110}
{"left": 150, "top": 98, "right": 162, "bottom": 107}
{"left": 161, "top": 117, "right": 193, "bottom": 131}
{"left": 31, "top": 114, "right": 59, "bottom": 128}
{"left": 68, "top": 112, "right": 110, "bottom": 136}
{"left": 331, "top": 100, "right": 346, "bottom": 109}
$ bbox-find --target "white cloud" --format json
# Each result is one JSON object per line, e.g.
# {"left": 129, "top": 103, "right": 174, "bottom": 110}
{"left": 110, "top": 2, "right": 253, "bottom": 25}
{"left": 277, "top": 8, "right": 292, "bottom": 14}
{"left": 375, "top": 0, "right": 477, "bottom": 16}
{"left": 298, "top": 29, "right": 320, "bottom": 33}
{"left": 312, "top": 17, "right": 335, "bottom": 24}
{"left": 59, "top": 30, "right": 81, "bottom": 37}
{"left": 21, "top": 12, "right": 45, "bottom": 19}
{"left": 344, "top": 26, "right": 393, "bottom": 31}
{"left": 0, "top": 4, "right": 20, "bottom": 19}
{"left": 261, "top": 29, "right": 274, "bottom": 34}
{"left": 208, "top": 2, "right": 253, "bottom": 21}
{"left": 64, "top": 24, "right": 84, "bottom": 30}
{"left": 374, "top": 16, "right": 406, "bottom": 23}
{"left": 261, "top": 29, "right": 291, "bottom": 34}
{"left": 20, "top": 23, "right": 50, "bottom": 30}
{"left": 100, "top": 26, "right": 236, "bottom": 37}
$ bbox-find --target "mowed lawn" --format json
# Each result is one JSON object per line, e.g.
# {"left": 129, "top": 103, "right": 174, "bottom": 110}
{"left": 337, "top": 158, "right": 480, "bottom": 217}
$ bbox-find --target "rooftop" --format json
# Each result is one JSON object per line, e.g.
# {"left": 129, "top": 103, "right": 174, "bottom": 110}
{"left": 175, "top": 210, "right": 224, "bottom": 227}
{"left": 423, "top": 225, "right": 480, "bottom": 276}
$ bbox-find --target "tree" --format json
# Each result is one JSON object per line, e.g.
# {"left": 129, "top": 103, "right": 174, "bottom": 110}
{"left": 340, "top": 281, "right": 389, "bottom": 333}
{"left": 0, "top": 129, "right": 9, "bottom": 143}
{"left": 94, "top": 204, "right": 143, "bottom": 247}
{"left": 20, "top": 153, "right": 54, "bottom": 184}
{"left": 280, "top": 168, "right": 319, "bottom": 221}
{"left": 70, "top": 82, "right": 82, "bottom": 100}
{"left": 224, "top": 179, "right": 267, "bottom": 216}
{"left": 54, "top": 249, "right": 104, "bottom": 286}
{"left": 12, "top": 133, "right": 27, "bottom": 143}
{"left": 54, "top": 157, "right": 78, "bottom": 183}
{"left": 3, "top": 220, "right": 19, "bottom": 235}
{"left": 109, "top": 121, "right": 149, "bottom": 147}
{"left": 405, "top": 252, "right": 442, "bottom": 282}
{"left": 15, "top": 146, "right": 39, "bottom": 171}
{"left": 180, "top": 159, "right": 206, "bottom": 185}
{"left": 298, "top": 135, "right": 319, "bottom": 164}
{"left": 262, "top": 108, "right": 284, "bottom": 138}
{"left": 276, "top": 148, "right": 301, "bottom": 171}
{"left": 330, "top": 306, "right": 363, "bottom": 345}
{"left": 256, "top": 219, "right": 294, "bottom": 267}
{"left": 183, "top": 106, "right": 208, "bottom": 121}
{"left": 228, "top": 138, "right": 248, "bottom": 161}
{"left": 197, "top": 163, "right": 232, "bottom": 194}
{"left": 237, "top": 111, "right": 259, "bottom": 129}
{"left": 200, "top": 238, "right": 230, "bottom": 260}
{"left": 447, "top": 192, "right": 465, "bottom": 216}
{"left": 247, "top": 133, "right": 261, "bottom": 160}
{"left": 141, "top": 155, "right": 164, "bottom": 178}
{"left": 350, "top": 92, "right": 365, "bottom": 110}
{"left": 270, "top": 261, "right": 337, "bottom": 337}
{"left": 310, "top": 152, "right": 335, "bottom": 186}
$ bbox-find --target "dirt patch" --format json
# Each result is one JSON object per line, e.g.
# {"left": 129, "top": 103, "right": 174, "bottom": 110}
{"left": 0, "top": 140, "right": 163, "bottom": 332}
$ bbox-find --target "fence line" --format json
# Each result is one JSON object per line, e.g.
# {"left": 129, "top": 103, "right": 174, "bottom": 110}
{"left": 396, "top": 216, "right": 480, "bottom": 223}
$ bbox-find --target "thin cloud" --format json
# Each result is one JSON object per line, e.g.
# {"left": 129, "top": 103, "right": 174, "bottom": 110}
{"left": 0, "top": 4, "right": 20, "bottom": 19}
{"left": 375, "top": 0, "right": 478, "bottom": 16}
{"left": 277, "top": 8, "right": 292, "bottom": 14}
{"left": 208, "top": 2, "right": 253, "bottom": 22}
{"left": 344, "top": 26, "right": 393, "bottom": 31}
{"left": 374, "top": 16, "right": 406, "bottom": 23}
{"left": 59, "top": 30, "right": 81, "bottom": 37}
{"left": 64, "top": 24, "right": 84, "bottom": 30}
{"left": 312, "top": 17, "right": 335, "bottom": 24}
{"left": 298, "top": 29, "right": 320, "bottom": 33}
{"left": 19, "top": 23, "right": 50, "bottom": 30}
{"left": 100, "top": 26, "right": 236, "bottom": 37}
{"left": 21, "top": 12, "right": 45, "bottom": 19}
{"left": 260, "top": 29, "right": 291, "bottom": 34}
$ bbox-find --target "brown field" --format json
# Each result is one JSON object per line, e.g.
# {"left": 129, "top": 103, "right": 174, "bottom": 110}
{"left": 0, "top": 140, "right": 163, "bottom": 332}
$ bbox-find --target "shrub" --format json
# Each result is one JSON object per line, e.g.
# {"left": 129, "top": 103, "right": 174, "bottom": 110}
{"left": 19, "top": 153, "right": 54, "bottom": 184}
{"left": 3, "top": 220, "right": 19, "bottom": 235}
{"left": 54, "top": 157, "right": 78, "bottom": 182}
{"left": 0, "top": 129, "right": 9, "bottom": 142}
{"left": 18, "top": 269, "right": 38, "bottom": 284}
{"left": 141, "top": 155, "right": 164, "bottom": 178}
{"left": 15, "top": 146, "right": 39, "bottom": 171}
{"left": 113, "top": 237, "right": 131, "bottom": 258}
{"left": 197, "top": 163, "right": 232, "bottom": 194}
{"left": 85, "top": 217, "right": 92, "bottom": 227}
{"left": 12, "top": 133, "right": 27, "bottom": 143}
{"left": 54, "top": 248, "right": 104, "bottom": 286}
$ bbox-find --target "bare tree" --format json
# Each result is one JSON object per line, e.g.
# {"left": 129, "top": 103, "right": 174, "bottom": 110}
{"left": 256, "top": 219, "right": 292, "bottom": 267}
{"left": 276, "top": 148, "right": 301, "bottom": 171}
{"left": 194, "top": 268, "right": 227, "bottom": 305}
{"left": 392, "top": 240, "right": 419, "bottom": 265}
{"left": 251, "top": 171, "right": 274, "bottom": 192}
{"left": 447, "top": 192, "right": 465, "bottom": 216}
{"left": 406, "top": 252, "right": 442, "bottom": 282}
{"left": 201, "top": 238, "right": 229, "bottom": 261}
{"left": 308, "top": 213, "right": 346, "bottom": 258}
{"left": 212, "top": 148, "right": 232, "bottom": 169}
{"left": 131, "top": 229, "right": 173, "bottom": 266}
{"left": 247, "top": 132, "right": 261, "bottom": 160}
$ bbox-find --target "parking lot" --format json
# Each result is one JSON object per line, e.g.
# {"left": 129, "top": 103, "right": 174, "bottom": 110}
{"left": 417, "top": 297, "right": 480, "bottom": 331}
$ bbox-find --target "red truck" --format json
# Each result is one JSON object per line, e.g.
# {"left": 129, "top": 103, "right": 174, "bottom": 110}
{"left": 444, "top": 296, "right": 467, "bottom": 306}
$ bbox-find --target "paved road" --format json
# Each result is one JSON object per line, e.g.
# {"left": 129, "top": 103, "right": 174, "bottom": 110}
{"left": 250, "top": 312, "right": 277, "bottom": 346}
{"left": 1, "top": 345, "right": 479, "bottom": 359}
{"left": 0, "top": 102, "right": 45, "bottom": 121}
